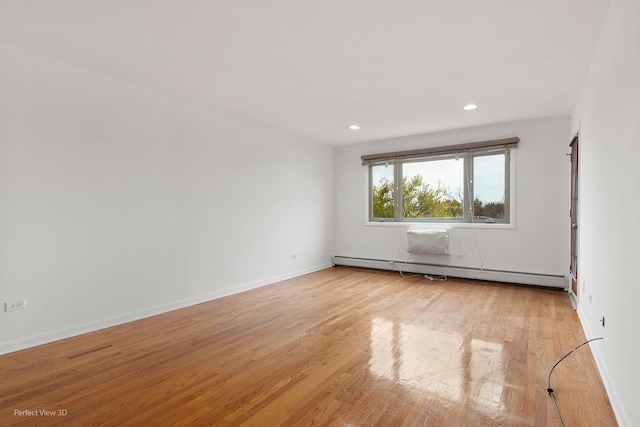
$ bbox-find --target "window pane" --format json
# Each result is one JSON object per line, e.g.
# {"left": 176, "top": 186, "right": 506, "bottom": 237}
{"left": 402, "top": 158, "right": 464, "bottom": 219}
{"left": 473, "top": 154, "right": 506, "bottom": 222}
{"left": 371, "top": 164, "right": 395, "bottom": 219}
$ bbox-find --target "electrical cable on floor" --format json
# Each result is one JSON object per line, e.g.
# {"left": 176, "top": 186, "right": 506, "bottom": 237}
{"left": 392, "top": 254, "right": 419, "bottom": 278}
{"left": 391, "top": 255, "right": 443, "bottom": 280}
{"left": 547, "top": 337, "right": 604, "bottom": 427}
{"left": 424, "top": 275, "right": 447, "bottom": 281}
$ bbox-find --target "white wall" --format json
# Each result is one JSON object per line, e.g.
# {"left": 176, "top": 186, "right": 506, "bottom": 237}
{"left": 0, "top": 43, "right": 334, "bottom": 354}
{"left": 571, "top": 0, "right": 639, "bottom": 425}
{"left": 334, "top": 117, "right": 571, "bottom": 283}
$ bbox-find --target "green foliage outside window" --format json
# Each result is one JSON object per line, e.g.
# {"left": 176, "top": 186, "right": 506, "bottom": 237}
{"left": 372, "top": 177, "right": 395, "bottom": 218}
{"left": 372, "top": 175, "right": 464, "bottom": 219}
{"left": 372, "top": 175, "right": 505, "bottom": 221}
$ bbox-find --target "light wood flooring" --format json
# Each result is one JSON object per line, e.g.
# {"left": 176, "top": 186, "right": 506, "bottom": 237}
{"left": 0, "top": 266, "right": 617, "bottom": 426}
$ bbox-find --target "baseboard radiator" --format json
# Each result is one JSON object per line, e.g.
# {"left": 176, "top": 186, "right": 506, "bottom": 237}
{"left": 332, "top": 256, "right": 568, "bottom": 289}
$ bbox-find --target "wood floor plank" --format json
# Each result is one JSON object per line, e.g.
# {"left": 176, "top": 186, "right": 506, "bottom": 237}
{"left": 0, "top": 266, "right": 617, "bottom": 426}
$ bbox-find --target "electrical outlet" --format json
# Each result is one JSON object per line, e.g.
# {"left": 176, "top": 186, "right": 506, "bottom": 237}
{"left": 290, "top": 254, "right": 297, "bottom": 261}
{"left": 5, "top": 299, "right": 26, "bottom": 312}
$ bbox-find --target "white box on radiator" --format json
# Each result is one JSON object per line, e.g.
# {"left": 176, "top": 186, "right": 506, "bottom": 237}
{"left": 406, "top": 229, "right": 450, "bottom": 255}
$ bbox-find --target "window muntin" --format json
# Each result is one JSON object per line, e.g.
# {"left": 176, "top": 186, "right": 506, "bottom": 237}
{"left": 369, "top": 149, "right": 510, "bottom": 223}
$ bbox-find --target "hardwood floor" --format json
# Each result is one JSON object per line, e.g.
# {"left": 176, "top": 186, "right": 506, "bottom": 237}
{"left": 0, "top": 267, "right": 616, "bottom": 426}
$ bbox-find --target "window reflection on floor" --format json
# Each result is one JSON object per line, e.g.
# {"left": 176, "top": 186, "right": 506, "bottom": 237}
{"left": 369, "top": 317, "right": 505, "bottom": 408}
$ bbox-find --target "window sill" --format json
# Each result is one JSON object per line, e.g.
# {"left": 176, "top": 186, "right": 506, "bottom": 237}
{"left": 363, "top": 221, "right": 516, "bottom": 230}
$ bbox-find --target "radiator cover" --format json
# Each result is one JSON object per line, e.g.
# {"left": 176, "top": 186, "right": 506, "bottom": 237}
{"left": 406, "top": 229, "right": 450, "bottom": 255}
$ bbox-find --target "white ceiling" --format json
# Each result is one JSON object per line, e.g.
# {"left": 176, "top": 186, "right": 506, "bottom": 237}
{"left": 0, "top": 0, "right": 610, "bottom": 146}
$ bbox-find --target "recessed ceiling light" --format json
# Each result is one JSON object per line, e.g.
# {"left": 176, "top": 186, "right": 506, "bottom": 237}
{"left": 464, "top": 104, "right": 478, "bottom": 110}
{"left": 349, "top": 124, "right": 361, "bottom": 130}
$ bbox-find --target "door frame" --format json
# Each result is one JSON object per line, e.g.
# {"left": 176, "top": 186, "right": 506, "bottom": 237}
{"left": 569, "top": 133, "right": 579, "bottom": 296}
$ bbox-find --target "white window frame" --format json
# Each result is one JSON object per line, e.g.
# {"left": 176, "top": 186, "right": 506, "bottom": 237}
{"left": 364, "top": 139, "right": 517, "bottom": 226}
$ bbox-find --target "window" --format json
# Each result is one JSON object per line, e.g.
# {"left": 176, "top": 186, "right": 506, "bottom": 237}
{"left": 364, "top": 138, "right": 516, "bottom": 224}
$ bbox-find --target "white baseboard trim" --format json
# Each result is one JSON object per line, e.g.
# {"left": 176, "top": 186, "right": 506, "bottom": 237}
{"left": 576, "top": 305, "right": 629, "bottom": 427}
{"left": 333, "top": 256, "right": 568, "bottom": 288}
{"left": 0, "top": 263, "right": 332, "bottom": 356}
{"left": 568, "top": 288, "right": 578, "bottom": 310}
